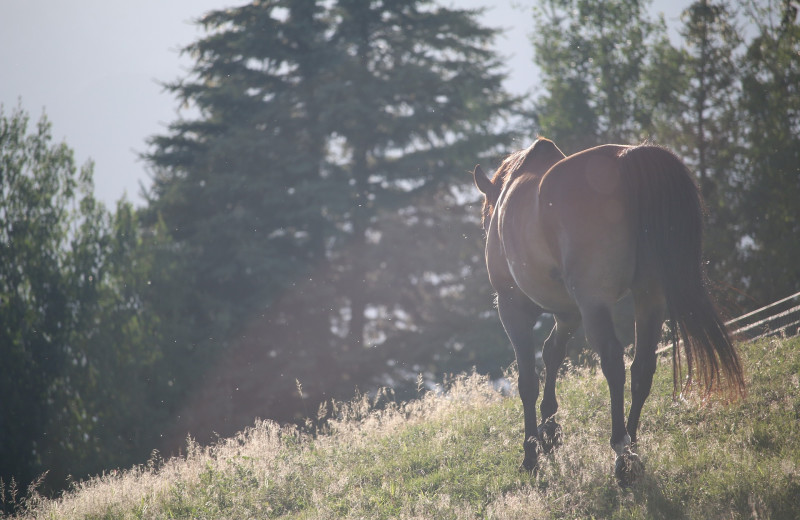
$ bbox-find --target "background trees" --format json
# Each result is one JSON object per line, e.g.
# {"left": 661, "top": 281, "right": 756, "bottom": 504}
{"left": 530, "top": 0, "right": 667, "bottom": 151}
{"left": 529, "top": 0, "right": 799, "bottom": 313}
{"left": 0, "top": 106, "right": 176, "bottom": 496}
{"left": 1, "top": 0, "right": 798, "bottom": 503}
{"left": 0, "top": 105, "right": 87, "bottom": 490}
{"left": 735, "top": 0, "right": 800, "bottom": 305}
{"left": 143, "top": 0, "right": 518, "bottom": 442}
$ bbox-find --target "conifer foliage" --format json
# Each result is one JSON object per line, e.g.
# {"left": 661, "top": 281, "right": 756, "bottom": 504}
{"left": 144, "top": 0, "right": 518, "bottom": 438}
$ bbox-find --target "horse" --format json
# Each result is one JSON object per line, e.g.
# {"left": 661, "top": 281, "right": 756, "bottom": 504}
{"left": 472, "top": 138, "right": 745, "bottom": 485}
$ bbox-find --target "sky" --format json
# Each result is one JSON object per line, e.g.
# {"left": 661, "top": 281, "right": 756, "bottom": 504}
{"left": 1, "top": 0, "right": 688, "bottom": 208}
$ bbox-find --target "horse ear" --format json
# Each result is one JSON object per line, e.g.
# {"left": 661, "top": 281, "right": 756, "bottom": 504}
{"left": 473, "top": 164, "right": 496, "bottom": 198}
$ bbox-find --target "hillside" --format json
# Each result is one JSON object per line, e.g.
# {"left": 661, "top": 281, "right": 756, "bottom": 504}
{"left": 8, "top": 336, "right": 800, "bottom": 520}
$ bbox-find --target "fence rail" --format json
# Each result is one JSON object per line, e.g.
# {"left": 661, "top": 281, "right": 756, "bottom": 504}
{"left": 726, "top": 290, "right": 800, "bottom": 342}
{"left": 656, "top": 290, "right": 800, "bottom": 354}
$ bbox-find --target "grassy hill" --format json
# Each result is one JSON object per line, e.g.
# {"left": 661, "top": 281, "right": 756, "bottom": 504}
{"left": 8, "top": 336, "right": 800, "bottom": 519}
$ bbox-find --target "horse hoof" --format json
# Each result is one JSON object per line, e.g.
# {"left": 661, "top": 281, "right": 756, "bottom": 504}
{"left": 537, "top": 420, "right": 563, "bottom": 454}
{"left": 519, "top": 458, "right": 539, "bottom": 476}
{"left": 614, "top": 450, "right": 644, "bottom": 487}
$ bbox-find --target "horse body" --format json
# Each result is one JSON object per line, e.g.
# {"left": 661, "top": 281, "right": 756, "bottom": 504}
{"left": 495, "top": 143, "right": 638, "bottom": 313}
{"left": 474, "top": 138, "right": 744, "bottom": 485}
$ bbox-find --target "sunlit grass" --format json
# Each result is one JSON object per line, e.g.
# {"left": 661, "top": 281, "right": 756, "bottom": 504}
{"left": 10, "top": 336, "right": 800, "bottom": 519}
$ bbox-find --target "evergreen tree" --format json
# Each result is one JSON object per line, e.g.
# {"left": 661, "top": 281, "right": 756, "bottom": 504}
{"left": 644, "top": 0, "right": 744, "bottom": 300}
{"left": 143, "top": 0, "right": 343, "bottom": 440}
{"left": 678, "top": 0, "right": 742, "bottom": 199}
{"left": 144, "top": 0, "right": 519, "bottom": 438}
{"left": 361, "top": 186, "right": 519, "bottom": 392}
{"left": 145, "top": 0, "right": 334, "bottom": 341}
{"left": 530, "top": 0, "right": 666, "bottom": 151}
{"left": 322, "top": 0, "right": 517, "bottom": 356}
{"left": 735, "top": 0, "right": 800, "bottom": 305}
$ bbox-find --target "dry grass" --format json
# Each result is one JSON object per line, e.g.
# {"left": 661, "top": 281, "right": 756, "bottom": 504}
{"left": 9, "top": 336, "right": 800, "bottom": 519}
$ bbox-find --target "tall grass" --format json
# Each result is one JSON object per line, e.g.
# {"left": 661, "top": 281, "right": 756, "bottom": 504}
{"left": 8, "top": 336, "right": 800, "bottom": 519}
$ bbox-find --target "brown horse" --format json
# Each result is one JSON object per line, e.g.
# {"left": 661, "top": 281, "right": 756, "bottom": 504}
{"left": 473, "top": 138, "right": 745, "bottom": 485}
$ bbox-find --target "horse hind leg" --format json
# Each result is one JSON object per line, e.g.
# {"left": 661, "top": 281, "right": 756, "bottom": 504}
{"left": 601, "top": 285, "right": 665, "bottom": 485}
{"left": 579, "top": 303, "right": 629, "bottom": 452}
{"left": 578, "top": 301, "right": 643, "bottom": 486}
{"left": 538, "top": 312, "right": 580, "bottom": 454}
{"left": 627, "top": 284, "right": 666, "bottom": 446}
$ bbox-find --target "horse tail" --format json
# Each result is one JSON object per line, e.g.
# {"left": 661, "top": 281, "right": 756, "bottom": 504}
{"left": 620, "top": 144, "right": 745, "bottom": 398}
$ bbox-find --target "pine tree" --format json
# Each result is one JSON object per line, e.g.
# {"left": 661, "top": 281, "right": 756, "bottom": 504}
{"left": 735, "top": 0, "right": 800, "bottom": 305}
{"left": 530, "top": 0, "right": 666, "bottom": 151}
{"left": 679, "top": 0, "right": 742, "bottom": 199}
{"left": 145, "top": 0, "right": 334, "bottom": 337}
{"left": 144, "top": 0, "right": 519, "bottom": 436}
{"left": 323, "top": 0, "right": 517, "bottom": 350}
{"left": 644, "top": 0, "right": 744, "bottom": 301}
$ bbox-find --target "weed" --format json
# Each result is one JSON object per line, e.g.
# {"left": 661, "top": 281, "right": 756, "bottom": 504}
{"left": 11, "top": 337, "right": 800, "bottom": 519}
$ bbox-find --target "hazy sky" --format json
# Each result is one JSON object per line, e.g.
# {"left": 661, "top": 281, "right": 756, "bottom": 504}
{"left": 1, "top": 1, "right": 687, "bottom": 208}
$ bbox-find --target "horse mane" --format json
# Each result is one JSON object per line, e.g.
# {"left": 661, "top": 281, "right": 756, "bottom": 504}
{"left": 490, "top": 138, "right": 548, "bottom": 189}
{"left": 478, "top": 138, "right": 565, "bottom": 229}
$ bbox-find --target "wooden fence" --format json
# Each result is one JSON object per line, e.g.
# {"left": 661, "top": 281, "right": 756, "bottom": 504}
{"left": 656, "top": 290, "right": 800, "bottom": 354}
{"left": 727, "top": 290, "right": 800, "bottom": 342}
